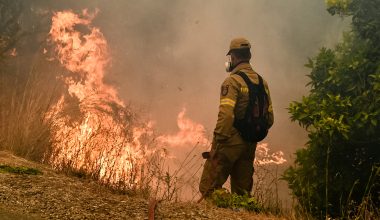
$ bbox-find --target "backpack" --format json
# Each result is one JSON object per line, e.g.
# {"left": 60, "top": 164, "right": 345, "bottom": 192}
{"left": 233, "top": 71, "right": 270, "bottom": 142}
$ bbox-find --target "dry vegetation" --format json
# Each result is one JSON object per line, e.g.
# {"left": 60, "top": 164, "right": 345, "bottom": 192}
{"left": 0, "top": 68, "right": 290, "bottom": 219}
{"left": 0, "top": 59, "right": 289, "bottom": 219}
{"left": 0, "top": 56, "right": 59, "bottom": 161}
{"left": 0, "top": 2, "right": 331, "bottom": 219}
{"left": 0, "top": 150, "right": 287, "bottom": 220}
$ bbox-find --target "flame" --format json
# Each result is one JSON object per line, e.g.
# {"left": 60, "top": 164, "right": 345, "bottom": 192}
{"left": 46, "top": 9, "right": 153, "bottom": 186}
{"left": 45, "top": 9, "right": 284, "bottom": 193}
{"left": 156, "top": 108, "right": 210, "bottom": 148}
{"left": 255, "top": 143, "right": 287, "bottom": 165}
{"left": 49, "top": 9, "right": 121, "bottom": 104}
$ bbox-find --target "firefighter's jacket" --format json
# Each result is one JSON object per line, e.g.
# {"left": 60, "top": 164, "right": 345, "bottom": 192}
{"left": 214, "top": 62, "right": 274, "bottom": 145}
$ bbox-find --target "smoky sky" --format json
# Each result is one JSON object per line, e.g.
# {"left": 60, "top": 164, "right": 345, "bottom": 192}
{"left": 28, "top": 0, "right": 348, "bottom": 157}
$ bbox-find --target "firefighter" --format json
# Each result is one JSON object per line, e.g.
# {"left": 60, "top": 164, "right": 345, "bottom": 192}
{"left": 199, "top": 37, "right": 274, "bottom": 197}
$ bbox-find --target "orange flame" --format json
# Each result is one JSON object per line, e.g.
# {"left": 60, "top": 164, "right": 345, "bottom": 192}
{"left": 45, "top": 9, "right": 285, "bottom": 194}
{"left": 255, "top": 143, "right": 286, "bottom": 165}
{"left": 157, "top": 108, "right": 210, "bottom": 148}
{"left": 46, "top": 9, "right": 211, "bottom": 189}
{"left": 46, "top": 9, "right": 154, "bottom": 186}
{"left": 49, "top": 9, "right": 120, "bottom": 104}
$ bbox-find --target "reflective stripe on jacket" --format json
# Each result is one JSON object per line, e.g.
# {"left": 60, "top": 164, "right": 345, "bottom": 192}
{"left": 214, "top": 62, "right": 274, "bottom": 145}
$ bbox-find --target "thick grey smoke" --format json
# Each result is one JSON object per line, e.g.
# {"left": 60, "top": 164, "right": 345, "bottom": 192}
{"left": 90, "top": 0, "right": 347, "bottom": 157}
{"left": 24, "top": 0, "right": 347, "bottom": 156}
{"left": 20, "top": 0, "right": 348, "bottom": 202}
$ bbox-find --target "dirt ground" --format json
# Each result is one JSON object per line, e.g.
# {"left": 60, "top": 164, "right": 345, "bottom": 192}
{"left": 0, "top": 151, "right": 284, "bottom": 220}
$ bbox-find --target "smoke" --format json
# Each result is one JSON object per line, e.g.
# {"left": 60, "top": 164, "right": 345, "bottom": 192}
{"left": 23, "top": 0, "right": 348, "bottom": 156}
{"left": 91, "top": 0, "right": 347, "bottom": 155}
{"left": 8, "top": 0, "right": 348, "bottom": 203}
{"left": 17, "top": 0, "right": 348, "bottom": 165}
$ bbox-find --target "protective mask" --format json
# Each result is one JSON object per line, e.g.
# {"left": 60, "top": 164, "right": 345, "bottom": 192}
{"left": 225, "top": 56, "right": 233, "bottom": 72}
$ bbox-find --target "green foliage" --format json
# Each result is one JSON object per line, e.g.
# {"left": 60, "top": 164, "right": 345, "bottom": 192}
{"left": 0, "top": 164, "right": 43, "bottom": 175}
{"left": 210, "top": 189, "right": 262, "bottom": 212}
{"left": 325, "top": 0, "right": 352, "bottom": 15}
{"left": 284, "top": 0, "right": 380, "bottom": 218}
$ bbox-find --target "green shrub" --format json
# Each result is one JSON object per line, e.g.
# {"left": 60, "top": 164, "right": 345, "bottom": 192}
{"left": 210, "top": 189, "right": 262, "bottom": 212}
{"left": 283, "top": 0, "right": 380, "bottom": 218}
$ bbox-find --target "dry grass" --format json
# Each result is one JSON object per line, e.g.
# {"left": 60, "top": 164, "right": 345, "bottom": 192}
{"left": 2, "top": 54, "right": 376, "bottom": 220}
{"left": 0, "top": 52, "right": 205, "bottom": 205}
{"left": 0, "top": 55, "right": 60, "bottom": 161}
{"left": 253, "top": 164, "right": 285, "bottom": 215}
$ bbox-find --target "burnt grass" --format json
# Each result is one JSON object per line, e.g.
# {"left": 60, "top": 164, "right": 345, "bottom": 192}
{"left": 0, "top": 151, "right": 283, "bottom": 220}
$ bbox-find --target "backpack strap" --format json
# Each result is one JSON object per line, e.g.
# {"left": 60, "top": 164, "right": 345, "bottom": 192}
{"left": 235, "top": 71, "right": 266, "bottom": 117}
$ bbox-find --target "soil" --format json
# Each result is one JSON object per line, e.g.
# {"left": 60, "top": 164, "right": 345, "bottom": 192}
{"left": 0, "top": 151, "right": 284, "bottom": 220}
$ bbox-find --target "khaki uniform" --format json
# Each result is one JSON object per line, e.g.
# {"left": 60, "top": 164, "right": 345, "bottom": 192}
{"left": 199, "top": 62, "right": 274, "bottom": 196}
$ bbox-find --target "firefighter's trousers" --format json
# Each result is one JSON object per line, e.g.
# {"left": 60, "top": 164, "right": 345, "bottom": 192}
{"left": 199, "top": 138, "right": 257, "bottom": 196}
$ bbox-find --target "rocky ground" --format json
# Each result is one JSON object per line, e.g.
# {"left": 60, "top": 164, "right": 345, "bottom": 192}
{"left": 0, "top": 151, "right": 284, "bottom": 220}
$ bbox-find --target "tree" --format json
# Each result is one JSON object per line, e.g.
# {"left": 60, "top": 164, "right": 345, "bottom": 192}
{"left": 283, "top": 0, "right": 380, "bottom": 218}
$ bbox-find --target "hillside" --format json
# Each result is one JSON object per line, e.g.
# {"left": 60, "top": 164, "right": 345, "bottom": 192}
{"left": 0, "top": 151, "right": 283, "bottom": 220}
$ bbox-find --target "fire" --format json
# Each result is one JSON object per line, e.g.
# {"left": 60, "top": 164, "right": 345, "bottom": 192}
{"left": 255, "top": 143, "right": 286, "bottom": 165}
{"left": 49, "top": 9, "right": 120, "bottom": 104}
{"left": 46, "top": 9, "right": 211, "bottom": 189}
{"left": 45, "top": 9, "right": 285, "bottom": 193}
{"left": 46, "top": 9, "right": 152, "bottom": 186}
{"left": 157, "top": 108, "right": 210, "bottom": 148}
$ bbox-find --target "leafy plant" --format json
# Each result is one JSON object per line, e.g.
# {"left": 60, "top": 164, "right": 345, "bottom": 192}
{"left": 210, "top": 188, "right": 262, "bottom": 212}
{"left": 283, "top": 0, "right": 380, "bottom": 218}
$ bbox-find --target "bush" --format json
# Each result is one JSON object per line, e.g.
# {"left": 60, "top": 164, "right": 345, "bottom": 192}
{"left": 283, "top": 0, "right": 380, "bottom": 218}
{"left": 210, "top": 189, "right": 262, "bottom": 212}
